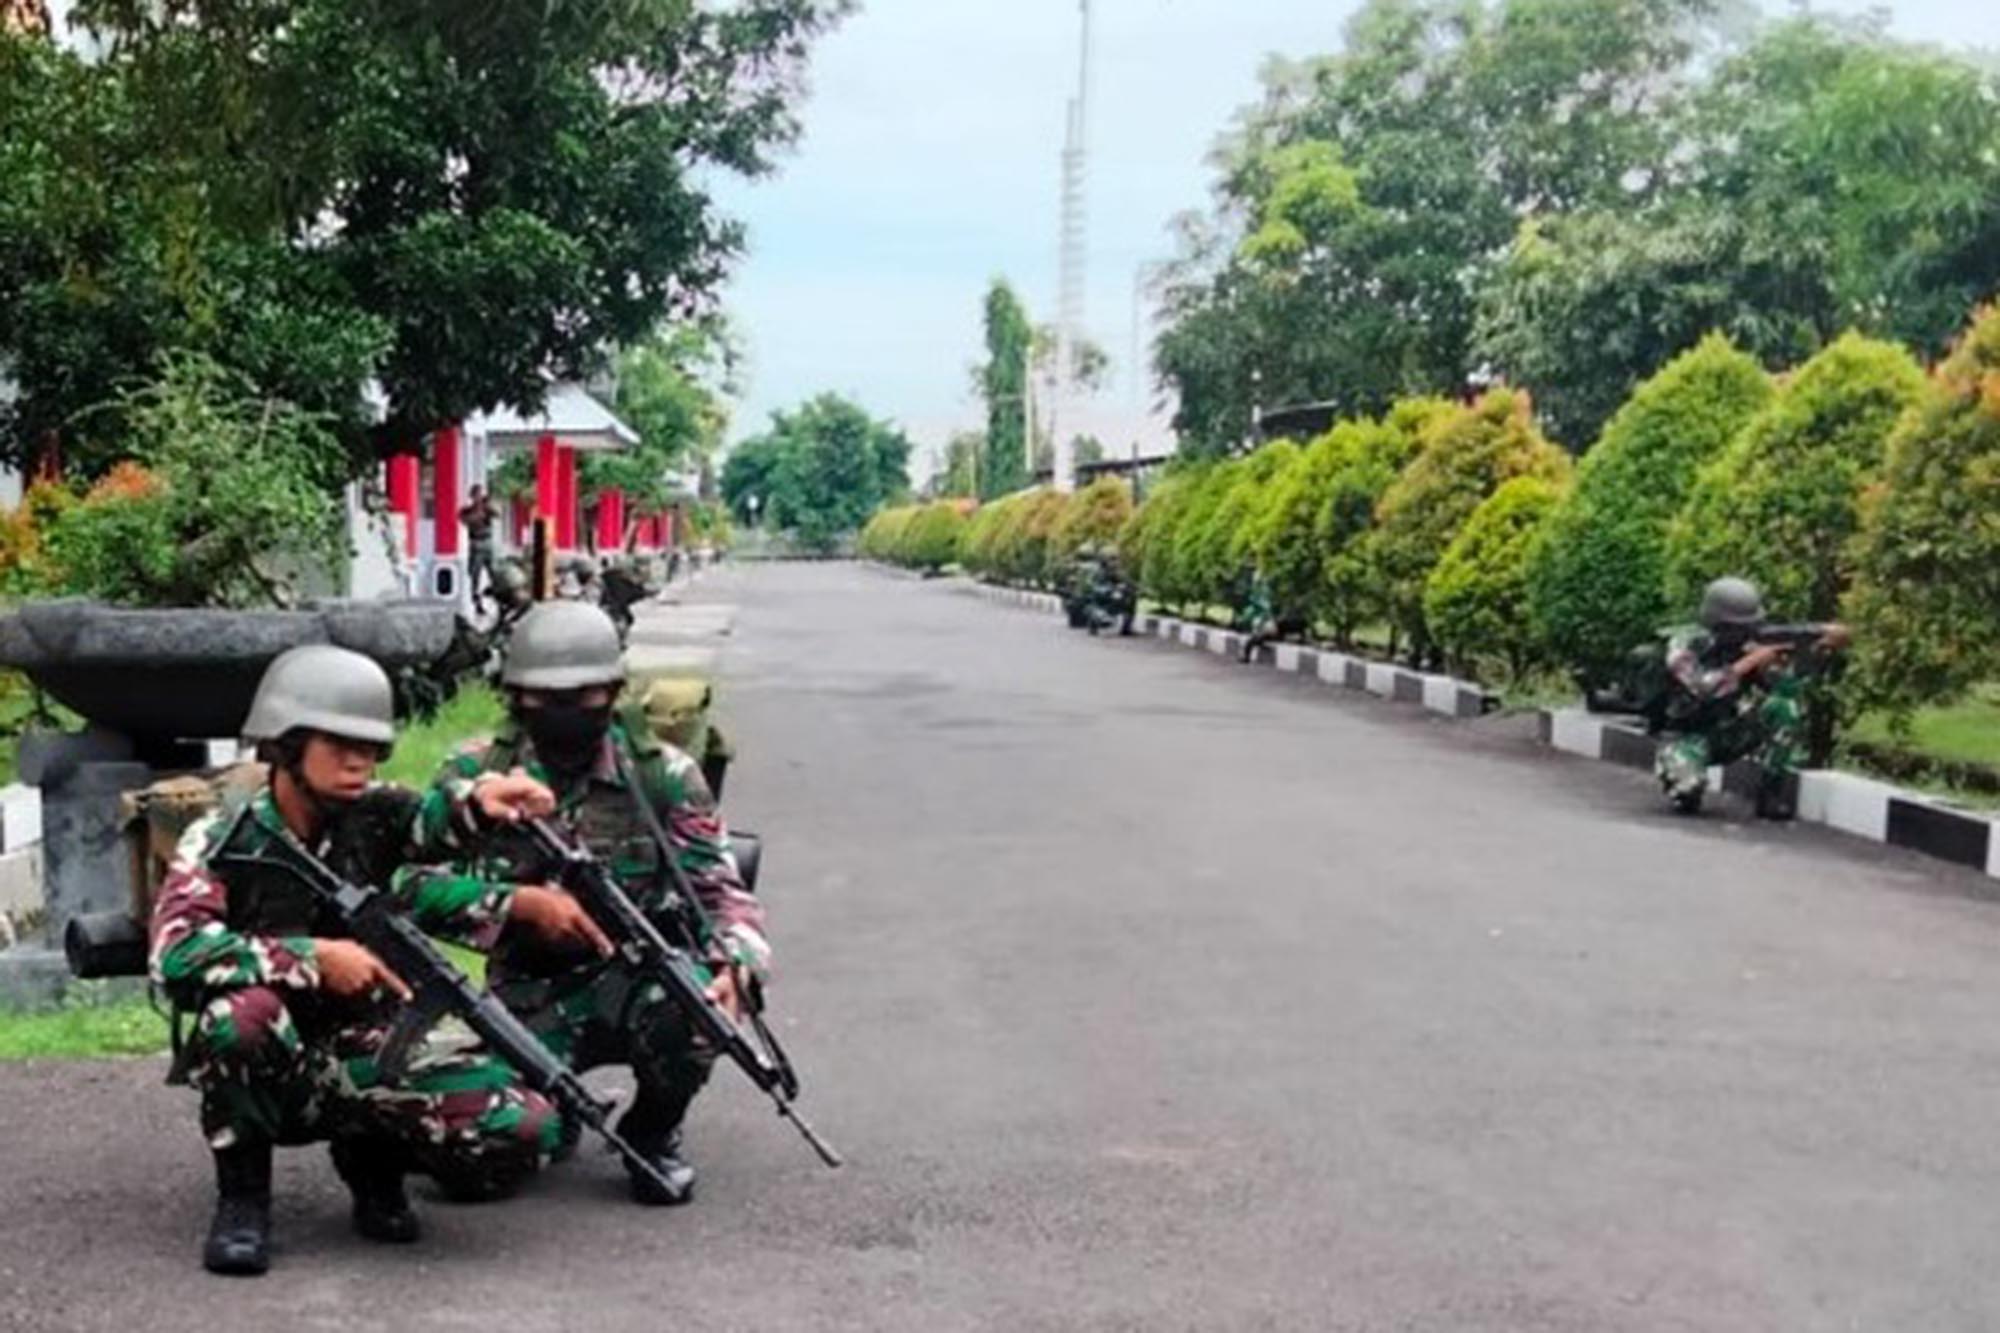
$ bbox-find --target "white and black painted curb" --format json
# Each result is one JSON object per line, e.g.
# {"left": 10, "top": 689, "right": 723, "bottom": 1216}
{"left": 1542, "top": 709, "right": 2000, "bottom": 881}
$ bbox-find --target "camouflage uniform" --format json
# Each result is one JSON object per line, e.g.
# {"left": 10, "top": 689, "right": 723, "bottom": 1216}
{"left": 437, "top": 718, "right": 765, "bottom": 1148}
{"left": 151, "top": 783, "right": 560, "bottom": 1182}
{"left": 1653, "top": 624, "right": 1805, "bottom": 806}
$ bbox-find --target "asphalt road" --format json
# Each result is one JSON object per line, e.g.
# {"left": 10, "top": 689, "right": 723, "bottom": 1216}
{"left": 5, "top": 561, "right": 2000, "bottom": 1332}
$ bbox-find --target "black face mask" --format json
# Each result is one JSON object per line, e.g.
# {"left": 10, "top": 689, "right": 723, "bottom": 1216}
{"left": 524, "top": 702, "right": 613, "bottom": 774}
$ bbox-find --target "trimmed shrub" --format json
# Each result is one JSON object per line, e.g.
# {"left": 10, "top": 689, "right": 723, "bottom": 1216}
{"left": 1848, "top": 306, "right": 2000, "bottom": 717}
{"left": 1425, "top": 476, "right": 1568, "bottom": 682}
{"left": 1129, "top": 467, "right": 1205, "bottom": 608}
{"left": 1665, "top": 332, "right": 1926, "bottom": 622}
{"left": 1526, "top": 334, "right": 1773, "bottom": 685}
{"left": 1003, "top": 487, "right": 1070, "bottom": 588}
{"left": 1369, "top": 388, "right": 1570, "bottom": 659}
{"left": 1157, "top": 462, "right": 1234, "bottom": 612}
{"left": 1052, "top": 476, "right": 1136, "bottom": 562}
{"left": 902, "top": 501, "right": 970, "bottom": 572}
{"left": 1250, "top": 432, "right": 1344, "bottom": 626}
{"left": 859, "top": 504, "right": 918, "bottom": 561}
{"left": 1315, "top": 399, "right": 1451, "bottom": 646}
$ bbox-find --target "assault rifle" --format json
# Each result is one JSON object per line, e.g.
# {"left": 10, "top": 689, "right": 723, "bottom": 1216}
{"left": 215, "top": 828, "right": 690, "bottom": 1200}
{"left": 1749, "top": 622, "right": 1841, "bottom": 651}
{"left": 519, "top": 817, "right": 843, "bottom": 1169}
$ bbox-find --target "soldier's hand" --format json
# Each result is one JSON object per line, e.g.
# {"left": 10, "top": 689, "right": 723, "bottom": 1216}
{"left": 473, "top": 769, "right": 556, "bottom": 823}
{"left": 316, "top": 940, "right": 412, "bottom": 1002}
{"left": 1819, "top": 623, "right": 1852, "bottom": 651}
{"left": 509, "top": 885, "right": 614, "bottom": 957}
{"left": 705, "top": 965, "right": 743, "bottom": 1023}
{"left": 1733, "top": 644, "right": 1788, "bottom": 679}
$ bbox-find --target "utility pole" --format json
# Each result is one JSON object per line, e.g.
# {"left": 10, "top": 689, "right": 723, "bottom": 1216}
{"left": 1051, "top": 0, "right": 1091, "bottom": 493}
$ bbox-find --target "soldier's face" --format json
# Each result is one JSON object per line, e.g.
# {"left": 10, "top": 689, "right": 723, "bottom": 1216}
{"left": 301, "top": 733, "right": 384, "bottom": 802}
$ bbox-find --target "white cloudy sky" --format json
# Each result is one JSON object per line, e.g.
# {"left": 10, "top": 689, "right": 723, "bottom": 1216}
{"left": 714, "top": 1, "right": 2000, "bottom": 475}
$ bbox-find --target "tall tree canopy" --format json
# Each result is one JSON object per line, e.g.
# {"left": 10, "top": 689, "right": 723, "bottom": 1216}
{"left": 721, "top": 393, "right": 911, "bottom": 552}
{"left": 978, "top": 279, "right": 1033, "bottom": 498}
{"left": 0, "top": 0, "right": 849, "bottom": 473}
{"left": 1153, "top": 2, "right": 2000, "bottom": 454}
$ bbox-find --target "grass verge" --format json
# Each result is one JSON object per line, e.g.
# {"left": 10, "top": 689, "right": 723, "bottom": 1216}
{"left": 380, "top": 684, "right": 506, "bottom": 787}
{"left": 0, "top": 991, "right": 169, "bottom": 1061}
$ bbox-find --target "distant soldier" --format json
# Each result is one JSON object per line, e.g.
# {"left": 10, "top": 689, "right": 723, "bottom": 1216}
{"left": 151, "top": 646, "right": 607, "bottom": 1275}
{"left": 1653, "top": 577, "right": 1850, "bottom": 818}
{"left": 435, "top": 601, "right": 767, "bottom": 1206}
{"left": 459, "top": 485, "right": 498, "bottom": 611}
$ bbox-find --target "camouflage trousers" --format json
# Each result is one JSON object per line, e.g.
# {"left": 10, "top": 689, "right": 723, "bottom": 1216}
{"left": 466, "top": 540, "right": 495, "bottom": 605}
{"left": 1655, "top": 680, "right": 1804, "bottom": 802}
{"left": 184, "top": 986, "right": 558, "bottom": 1186}
{"left": 492, "top": 960, "right": 713, "bottom": 1143}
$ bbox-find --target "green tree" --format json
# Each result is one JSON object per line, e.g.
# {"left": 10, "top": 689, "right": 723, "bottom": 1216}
{"left": 1370, "top": 387, "right": 1570, "bottom": 662}
{"left": 979, "top": 281, "right": 1033, "bottom": 498}
{"left": 1153, "top": 0, "right": 1720, "bottom": 454}
{"left": 722, "top": 394, "right": 911, "bottom": 553}
{"left": 1425, "top": 476, "right": 1568, "bottom": 682}
{"left": 1526, "top": 335, "right": 1773, "bottom": 686}
{"left": 1, "top": 1, "right": 848, "bottom": 471}
{"left": 1665, "top": 332, "right": 1925, "bottom": 622}
{"left": 1847, "top": 308, "right": 2000, "bottom": 718}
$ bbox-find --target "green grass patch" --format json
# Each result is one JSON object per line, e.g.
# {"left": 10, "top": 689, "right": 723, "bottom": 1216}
{"left": 0, "top": 992, "right": 169, "bottom": 1061}
{"left": 381, "top": 684, "right": 506, "bottom": 787}
{"left": 1849, "top": 685, "right": 2000, "bottom": 770}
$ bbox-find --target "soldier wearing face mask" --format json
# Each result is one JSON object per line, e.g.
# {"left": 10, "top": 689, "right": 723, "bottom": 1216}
{"left": 429, "top": 601, "right": 767, "bottom": 1205}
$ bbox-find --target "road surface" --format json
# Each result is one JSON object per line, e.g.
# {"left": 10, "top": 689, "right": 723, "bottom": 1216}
{"left": 4, "top": 561, "right": 1999, "bottom": 1332}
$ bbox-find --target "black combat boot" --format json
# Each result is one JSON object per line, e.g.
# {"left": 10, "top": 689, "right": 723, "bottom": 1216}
{"left": 203, "top": 1141, "right": 273, "bottom": 1276}
{"left": 1755, "top": 771, "right": 1798, "bottom": 822}
{"left": 619, "top": 1087, "right": 697, "bottom": 1206}
{"left": 330, "top": 1137, "right": 421, "bottom": 1244}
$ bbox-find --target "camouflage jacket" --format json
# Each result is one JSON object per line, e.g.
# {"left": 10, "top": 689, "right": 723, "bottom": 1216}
{"left": 149, "top": 779, "right": 510, "bottom": 1011}
{"left": 439, "top": 719, "right": 768, "bottom": 974}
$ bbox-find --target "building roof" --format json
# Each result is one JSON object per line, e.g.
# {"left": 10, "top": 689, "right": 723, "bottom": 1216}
{"left": 476, "top": 383, "right": 639, "bottom": 452}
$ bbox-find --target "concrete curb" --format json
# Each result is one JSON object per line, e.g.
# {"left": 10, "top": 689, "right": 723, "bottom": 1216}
{"left": 1540, "top": 708, "right": 2000, "bottom": 881}
{"left": 1139, "top": 612, "right": 1493, "bottom": 722}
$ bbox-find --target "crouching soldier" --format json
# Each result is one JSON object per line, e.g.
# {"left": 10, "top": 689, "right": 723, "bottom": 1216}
{"left": 1654, "top": 577, "right": 1850, "bottom": 818}
{"left": 434, "top": 601, "right": 768, "bottom": 1206}
{"left": 153, "top": 645, "right": 609, "bottom": 1276}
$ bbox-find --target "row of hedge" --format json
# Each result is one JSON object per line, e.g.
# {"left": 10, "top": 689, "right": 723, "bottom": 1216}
{"left": 860, "top": 478, "right": 1136, "bottom": 584}
{"left": 1117, "top": 306, "right": 2000, "bottom": 735}
{"left": 871, "top": 303, "right": 2000, "bottom": 741}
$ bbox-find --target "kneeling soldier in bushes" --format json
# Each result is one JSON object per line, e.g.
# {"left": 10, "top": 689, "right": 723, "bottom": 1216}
{"left": 1654, "top": 577, "right": 1849, "bottom": 818}
{"left": 153, "top": 645, "right": 608, "bottom": 1277}
{"left": 434, "top": 601, "right": 768, "bottom": 1206}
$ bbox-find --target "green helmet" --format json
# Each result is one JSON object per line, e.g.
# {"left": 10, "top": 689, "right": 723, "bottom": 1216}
{"left": 502, "top": 601, "right": 624, "bottom": 689}
{"left": 1699, "top": 577, "right": 1765, "bottom": 629}
{"left": 241, "top": 645, "right": 396, "bottom": 746}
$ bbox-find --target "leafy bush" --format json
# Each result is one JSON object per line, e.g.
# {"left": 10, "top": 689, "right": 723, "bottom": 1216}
{"left": 1369, "top": 388, "right": 1569, "bottom": 660}
{"left": 1527, "top": 334, "right": 1773, "bottom": 685}
{"left": 1164, "top": 462, "right": 1240, "bottom": 612}
{"left": 1848, "top": 306, "right": 2000, "bottom": 718}
{"left": 901, "top": 501, "right": 970, "bottom": 572}
{"left": 859, "top": 504, "right": 918, "bottom": 561}
{"left": 1011, "top": 488, "right": 1072, "bottom": 587}
{"left": 1250, "top": 432, "right": 1342, "bottom": 626}
{"left": 1425, "top": 476, "right": 1568, "bottom": 681}
{"left": 32, "top": 354, "right": 347, "bottom": 607}
{"left": 1052, "top": 476, "right": 1135, "bottom": 563}
{"left": 1218, "top": 439, "right": 1299, "bottom": 579}
{"left": 1315, "top": 400, "right": 1450, "bottom": 646}
{"left": 1665, "top": 332, "right": 1925, "bottom": 622}
{"left": 1130, "top": 466, "right": 1208, "bottom": 610}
